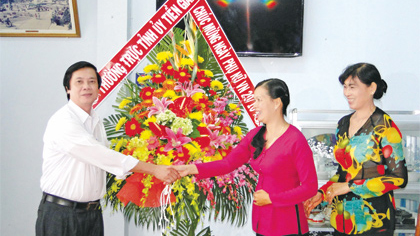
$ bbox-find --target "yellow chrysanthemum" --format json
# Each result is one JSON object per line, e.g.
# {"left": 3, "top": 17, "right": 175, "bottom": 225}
{"left": 156, "top": 51, "right": 173, "bottom": 62}
{"left": 180, "top": 58, "right": 194, "bottom": 67}
{"left": 211, "top": 80, "right": 224, "bottom": 91}
{"left": 115, "top": 117, "right": 127, "bottom": 131}
{"left": 140, "top": 129, "right": 153, "bottom": 140}
{"left": 203, "top": 69, "right": 213, "bottom": 77}
{"left": 156, "top": 153, "right": 172, "bottom": 166}
{"left": 143, "top": 116, "right": 157, "bottom": 126}
{"left": 191, "top": 92, "right": 204, "bottom": 102}
{"left": 119, "top": 98, "right": 131, "bottom": 109}
{"left": 163, "top": 90, "right": 176, "bottom": 99}
{"left": 233, "top": 126, "right": 242, "bottom": 136}
{"left": 137, "top": 75, "right": 152, "bottom": 83}
{"left": 228, "top": 103, "right": 238, "bottom": 110}
{"left": 114, "top": 138, "right": 126, "bottom": 152}
{"left": 133, "top": 146, "right": 149, "bottom": 162}
{"left": 143, "top": 64, "right": 159, "bottom": 73}
{"left": 127, "top": 137, "right": 141, "bottom": 149}
{"left": 197, "top": 56, "right": 204, "bottom": 63}
{"left": 189, "top": 111, "right": 203, "bottom": 122}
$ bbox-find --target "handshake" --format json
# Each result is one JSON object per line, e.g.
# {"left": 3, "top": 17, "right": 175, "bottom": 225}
{"left": 153, "top": 164, "right": 199, "bottom": 185}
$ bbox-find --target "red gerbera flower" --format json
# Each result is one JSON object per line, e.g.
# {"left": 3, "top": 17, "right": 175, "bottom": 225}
{"left": 139, "top": 87, "right": 155, "bottom": 100}
{"left": 195, "top": 71, "right": 211, "bottom": 87}
{"left": 174, "top": 68, "right": 191, "bottom": 83}
{"left": 196, "top": 97, "right": 213, "bottom": 112}
{"left": 161, "top": 61, "right": 175, "bottom": 76}
{"left": 151, "top": 73, "right": 166, "bottom": 84}
{"left": 125, "top": 118, "right": 143, "bottom": 137}
{"left": 173, "top": 147, "right": 191, "bottom": 164}
{"left": 155, "top": 145, "right": 168, "bottom": 156}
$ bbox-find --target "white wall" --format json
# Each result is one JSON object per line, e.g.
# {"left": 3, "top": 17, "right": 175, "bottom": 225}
{"left": 1, "top": 1, "right": 419, "bottom": 236}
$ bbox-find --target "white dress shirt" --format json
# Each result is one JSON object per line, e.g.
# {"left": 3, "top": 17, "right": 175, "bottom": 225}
{"left": 40, "top": 100, "right": 139, "bottom": 202}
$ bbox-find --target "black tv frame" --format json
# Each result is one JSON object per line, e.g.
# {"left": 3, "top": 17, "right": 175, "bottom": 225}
{"left": 156, "top": 0, "right": 304, "bottom": 58}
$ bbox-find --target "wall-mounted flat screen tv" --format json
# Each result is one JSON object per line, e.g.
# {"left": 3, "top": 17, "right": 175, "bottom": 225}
{"left": 157, "top": 0, "right": 305, "bottom": 57}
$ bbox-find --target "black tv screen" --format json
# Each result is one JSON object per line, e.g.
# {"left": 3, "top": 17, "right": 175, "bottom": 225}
{"left": 157, "top": 0, "right": 304, "bottom": 57}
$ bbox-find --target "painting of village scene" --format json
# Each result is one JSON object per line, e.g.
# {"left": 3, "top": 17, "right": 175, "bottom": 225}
{"left": 0, "top": 0, "right": 80, "bottom": 37}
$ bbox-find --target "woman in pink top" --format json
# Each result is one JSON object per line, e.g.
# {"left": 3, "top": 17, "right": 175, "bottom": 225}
{"left": 175, "top": 78, "right": 318, "bottom": 236}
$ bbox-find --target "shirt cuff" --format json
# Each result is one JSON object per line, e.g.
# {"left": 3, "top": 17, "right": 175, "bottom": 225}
{"left": 115, "top": 156, "right": 139, "bottom": 179}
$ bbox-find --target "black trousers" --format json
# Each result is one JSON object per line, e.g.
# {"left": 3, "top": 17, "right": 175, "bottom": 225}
{"left": 35, "top": 198, "right": 104, "bottom": 236}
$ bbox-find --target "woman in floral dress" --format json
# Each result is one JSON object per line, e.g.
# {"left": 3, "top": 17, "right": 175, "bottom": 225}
{"left": 304, "top": 63, "right": 408, "bottom": 236}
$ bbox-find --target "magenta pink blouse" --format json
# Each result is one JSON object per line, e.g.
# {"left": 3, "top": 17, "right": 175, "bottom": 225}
{"left": 196, "top": 125, "right": 318, "bottom": 236}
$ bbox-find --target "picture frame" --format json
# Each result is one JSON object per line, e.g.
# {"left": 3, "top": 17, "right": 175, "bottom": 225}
{"left": 0, "top": 0, "right": 80, "bottom": 37}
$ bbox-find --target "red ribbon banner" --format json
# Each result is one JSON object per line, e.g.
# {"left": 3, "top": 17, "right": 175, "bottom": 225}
{"left": 190, "top": 0, "right": 257, "bottom": 125}
{"left": 94, "top": 0, "right": 257, "bottom": 126}
{"left": 93, "top": 0, "right": 200, "bottom": 109}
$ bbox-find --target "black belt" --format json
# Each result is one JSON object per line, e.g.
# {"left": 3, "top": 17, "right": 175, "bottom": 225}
{"left": 43, "top": 193, "right": 101, "bottom": 210}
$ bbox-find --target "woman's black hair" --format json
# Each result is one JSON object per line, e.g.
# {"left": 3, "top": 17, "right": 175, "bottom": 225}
{"left": 63, "top": 61, "right": 102, "bottom": 100}
{"left": 338, "top": 63, "right": 387, "bottom": 99}
{"left": 251, "top": 78, "right": 290, "bottom": 159}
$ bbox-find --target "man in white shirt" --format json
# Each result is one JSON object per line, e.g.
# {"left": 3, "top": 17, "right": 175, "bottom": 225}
{"left": 35, "top": 61, "right": 180, "bottom": 236}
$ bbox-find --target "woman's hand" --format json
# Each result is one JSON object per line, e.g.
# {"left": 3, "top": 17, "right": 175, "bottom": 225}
{"left": 325, "top": 182, "right": 351, "bottom": 204}
{"left": 304, "top": 192, "right": 323, "bottom": 217}
{"left": 253, "top": 189, "right": 272, "bottom": 206}
{"left": 172, "top": 164, "right": 198, "bottom": 177}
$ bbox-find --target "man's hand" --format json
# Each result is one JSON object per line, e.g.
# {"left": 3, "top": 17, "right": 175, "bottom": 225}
{"left": 253, "top": 189, "right": 272, "bottom": 206}
{"left": 130, "top": 162, "right": 181, "bottom": 184}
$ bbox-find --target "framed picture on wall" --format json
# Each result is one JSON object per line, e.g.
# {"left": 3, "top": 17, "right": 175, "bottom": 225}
{"left": 0, "top": 0, "right": 80, "bottom": 37}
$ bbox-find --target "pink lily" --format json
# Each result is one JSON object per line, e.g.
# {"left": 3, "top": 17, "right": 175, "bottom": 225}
{"left": 147, "top": 96, "right": 174, "bottom": 117}
{"left": 174, "top": 81, "right": 205, "bottom": 97}
{"left": 208, "top": 129, "right": 227, "bottom": 149}
{"left": 162, "top": 127, "right": 192, "bottom": 152}
{"left": 202, "top": 113, "right": 220, "bottom": 131}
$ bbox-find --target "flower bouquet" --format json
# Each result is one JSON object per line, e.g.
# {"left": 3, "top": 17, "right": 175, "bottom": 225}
{"left": 103, "top": 15, "right": 257, "bottom": 235}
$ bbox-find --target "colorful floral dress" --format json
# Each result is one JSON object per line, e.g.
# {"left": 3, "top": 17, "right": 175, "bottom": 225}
{"left": 319, "top": 107, "right": 408, "bottom": 235}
